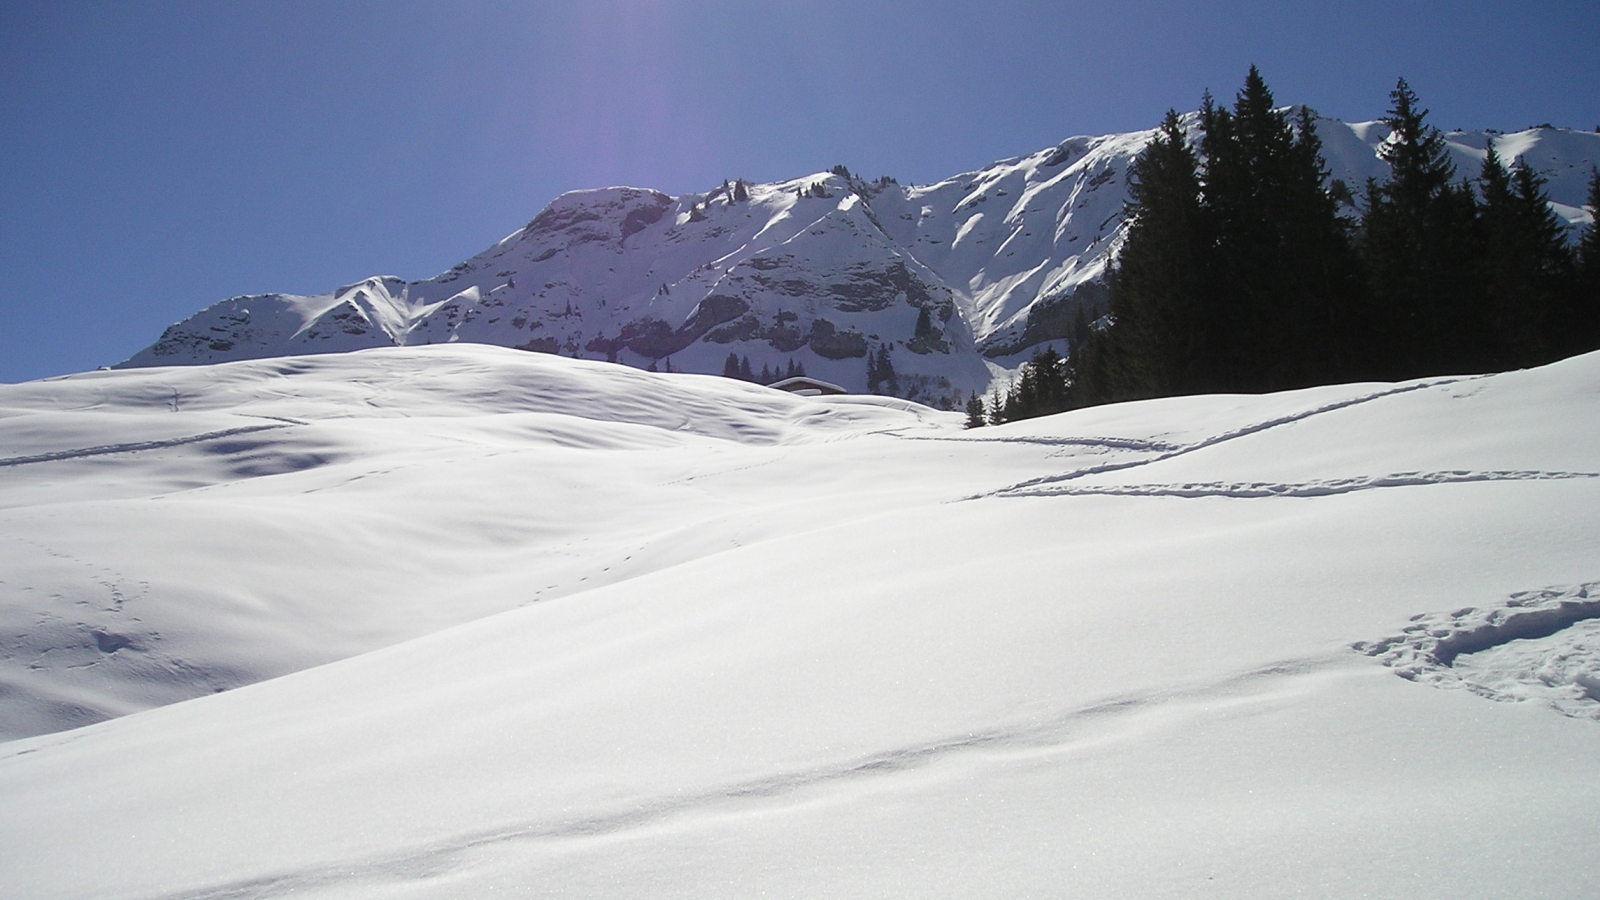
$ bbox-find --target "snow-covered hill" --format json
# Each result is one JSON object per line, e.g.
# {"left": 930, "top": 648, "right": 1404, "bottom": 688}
{"left": 3, "top": 344, "right": 1599, "bottom": 898}
{"left": 117, "top": 118, "right": 1600, "bottom": 404}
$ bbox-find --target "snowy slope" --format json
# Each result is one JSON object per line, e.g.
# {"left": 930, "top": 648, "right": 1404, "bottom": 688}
{"left": 117, "top": 117, "right": 1600, "bottom": 400}
{"left": 3, "top": 344, "right": 1599, "bottom": 899}
{"left": 0, "top": 346, "right": 971, "bottom": 739}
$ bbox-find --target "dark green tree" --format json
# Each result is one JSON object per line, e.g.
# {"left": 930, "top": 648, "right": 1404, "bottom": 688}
{"left": 1001, "top": 347, "right": 1071, "bottom": 421}
{"left": 964, "top": 393, "right": 988, "bottom": 428}
{"left": 1359, "top": 78, "right": 1481, "bottom": 377}
{"left": 1065, "top": 325, "right": 1116, "bottom": 409}
{"left": 723, "top": 353, "right": 740, "bottom": 379}
{"left": 1196, "top": 68, "right": 1358, "bottom": 389}
{"left": 1574, "top": 168, "right": 1600, "bottom": 352}
{"left": 1581, "top": 168, "right": 1600, "bottom": 280}
{"left": 867, "top": 343, "right": 898, "bottom": 395}
{"left": 1099, "top": 109, "right": 1206, "bottom": 401}
{"left": 1477, "top": 145, "right": 1574, "bottom": 366}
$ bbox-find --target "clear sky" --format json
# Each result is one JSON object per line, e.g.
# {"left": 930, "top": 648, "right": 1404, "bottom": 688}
{"left": 3, "top": 0, "right": 1597, "bottom": 383}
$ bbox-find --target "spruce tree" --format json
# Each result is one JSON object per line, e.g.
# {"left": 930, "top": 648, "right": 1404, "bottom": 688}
{"left": 964, "top": 393, "right": 988, "bottom": 428}
{"left": 1581, "top": 168, "right": 1600, "bottom": 280}
{"left": 869, "top": 344, "right": 898, "bottom": 395}
{"left": 739, "top": 356, "right": 753, "bottom": 381}
{"left": 1196, "top": 68, "right": 1356, "bottom": 390}
{"left": 1477, "top": 145, "right": 1572, "bottom": 366}
{"left": 1561, "top": 167, "right": 1600, "bottom": 357}
{"left": 1101, "top": 109, "right": 1205, "bottom": 400}
{"left": 1513, "top": 160, "right": 1577, "bottom": 347}
{"left": 723, "top": 353, "right": 740, "bottom": 379}
{"left": 1360, "top": 78, "right": 1481, "bottom": 377}
{"left": 1001, "top": 348, "right": 1071, "bottom": 421}
{"left": 1283, "top": 104, "right": 1364, "bottom": 383}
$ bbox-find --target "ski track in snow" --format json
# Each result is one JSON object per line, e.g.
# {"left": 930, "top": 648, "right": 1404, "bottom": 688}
{"left": 134, "top": 654, "right": 1349, "bottom": 900}
{"left": 907, "top": 434, "right": 1182, "bottom": 453}
{"left": 962, "top": 376, "right": 1479, "bottom": 501}
{"left": 993, "top": 469, "right": 1600, "bottom": 500}
{"left": 0, "top": 424, "right": 290, "bottom": 468}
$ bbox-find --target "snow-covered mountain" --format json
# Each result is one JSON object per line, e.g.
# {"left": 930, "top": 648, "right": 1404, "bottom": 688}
{"left": 4, "top": 343, "right": 1600, "bottom": 898}
{"left": 118, "top": 117, "right": 1600, "bottom": 403}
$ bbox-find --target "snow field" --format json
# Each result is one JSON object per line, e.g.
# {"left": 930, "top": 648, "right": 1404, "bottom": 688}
{"left": 2, "top": 343, "right": 1599, "bottom": 898}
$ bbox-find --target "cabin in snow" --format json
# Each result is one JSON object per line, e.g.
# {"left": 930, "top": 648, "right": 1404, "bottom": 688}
{"left": 768, "top": 376, "right": 847, "bottom": 397}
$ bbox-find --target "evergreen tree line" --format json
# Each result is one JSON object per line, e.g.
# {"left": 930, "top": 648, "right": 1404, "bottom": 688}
{"left": 972, "top": 69, "right": 1600, "bottom": 426}
{"left": 968, "top": 347, "right": 1069, "bottom": 426}
{"left": 722, "top": 353, "right": 806, "bottom": 385}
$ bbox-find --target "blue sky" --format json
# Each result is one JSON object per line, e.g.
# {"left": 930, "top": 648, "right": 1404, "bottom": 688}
{"left": 3, "top": 0, "right": 1597, "bottom": 383}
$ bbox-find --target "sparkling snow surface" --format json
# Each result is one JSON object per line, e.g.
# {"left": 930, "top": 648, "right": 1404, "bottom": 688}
{"left": 2, "top": 345, "right": 1599, "bottom": 899}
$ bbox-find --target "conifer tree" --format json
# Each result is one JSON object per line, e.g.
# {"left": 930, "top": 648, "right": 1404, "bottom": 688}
{"left": 738, "top": 356, "right": 753, "bottom": 381}
{"left": 1513, "top": 160, "right": 1578, "bottom": 328}
{"left": 1581, "top": 169, "right": 1600, "bottom": 278}
{"left": 1477, "top": 146, "right": 1573, "bottom": 366}
{"left": 1001, "top": 348, "right": 1070, "bottom": 421}
{"left": 1196, "top": 68, "right": 1356, "bottom": 390}
{"left": 964, "top": 393, "right": 987, "bottom": 428}
{"left": 723, "top": 353, "right": 740, "bottom": 379}
{"left": 868, "top": 344, "right": 898, "bottom": 395}
{"left": 1360, "top": 78, "right": 1481, "bottom": 377}
{"left": 1567, "top": 168, "right": 1600, "bottom": 355}
{"left": 1284, "top": 104, "right": 1364, "bottom": 382}
{"left": 1100, "top": 109, "right": 1205, "bottom": 400}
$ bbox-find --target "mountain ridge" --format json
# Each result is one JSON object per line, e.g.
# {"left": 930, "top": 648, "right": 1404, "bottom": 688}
{"left": 118, "top": 114, "right": 1600, "bottom": 405}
